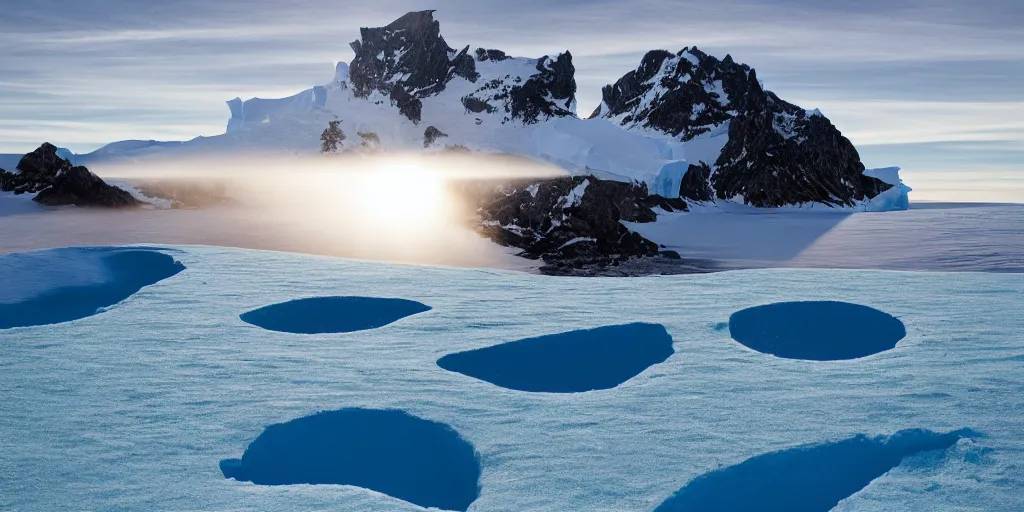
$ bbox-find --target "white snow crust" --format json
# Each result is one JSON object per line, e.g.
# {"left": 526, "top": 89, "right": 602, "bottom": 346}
{"left": 0, "top": 245, "right": 1020, "bottom": 511}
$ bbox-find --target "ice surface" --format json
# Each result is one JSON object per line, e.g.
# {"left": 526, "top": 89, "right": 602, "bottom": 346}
{"left": 240, "top": 296, "right": 431, "bottom": 334}
{"left": 0, "top": 247, "right": 185, "bottom": 329}
{"left": 728, "top": 301, "right": 906, "bottom": 361}
{"left": 654, "top": 428, "right": 977, "bottom": 512}
{"left": 437, "top": 323, "right": 674, "bottom": 393}
{"left": 0, "top": 246, "right": 1021, "bottom": 511}
{"left": 220, "top": 408, "right": 480, "bottom": 512}
{"left": 623, "top": 202, "right": 1024, "bottom": 273}
{"left": 653, "top": 160, "right": 689, "bottom": 199}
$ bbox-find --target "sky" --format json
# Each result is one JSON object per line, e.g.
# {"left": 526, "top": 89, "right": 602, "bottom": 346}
{"left": 2, "top": 0, "right": 1022, "bottom": 201}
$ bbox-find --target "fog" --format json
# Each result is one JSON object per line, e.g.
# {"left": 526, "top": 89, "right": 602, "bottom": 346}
{"left": 0, "top": 153, "right": 565, "bottom": 270}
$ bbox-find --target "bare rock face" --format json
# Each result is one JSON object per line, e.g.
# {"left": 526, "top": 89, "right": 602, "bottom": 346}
{"left": 347, "top": 11, "right": 576, "bottom": 126}
{"left": 592, "top": 48, "right": 748, "bottom": 140}
{"left": 0, "top": 143, "right": 139, "bottom": 207}
{"left": 594, "top": 48, "right": 893, "bottom": 207}
{"left": 471, "top": 175, "right": 686, "bottom": 268}
{"left": 348, "top": 10, "right": 477, "bottom": 124}
{"left": 711, "top": 78, "right": 891, "bottom": 206}
{"left": 33, "top": 166, "right": 139, "bottom": 207}
{"left": 460, "top": 52, "right": 577, "bottom": 125}
{"left": 0, "top": 143, "right": 72, "bottom": 194}
{"left": 679, "top": 162, "right": 714, "bottom": 202}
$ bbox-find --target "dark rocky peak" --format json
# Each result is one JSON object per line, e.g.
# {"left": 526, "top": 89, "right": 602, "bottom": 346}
{"left": 460, "top": 51, "right": 577, "bottom": 125}
{"left": 16, "top": 143, "right": 74, "bottom": 191}
{"left": 596, "top": 47, "right": 894, "bottom": 208}
{"left": 0, "top": 142, "right": 73, "bottom": 194}
{"left": 593, "top": 47, "right": 754, "bottom": 140}
{"left": 348, "top": 10, "right": 478, "bottom": 123}
{"left": 711, "top": 104, "right": 891, "bottom": 207}
{"left": 346, "top": 11, "right": 576, "bottom": 126}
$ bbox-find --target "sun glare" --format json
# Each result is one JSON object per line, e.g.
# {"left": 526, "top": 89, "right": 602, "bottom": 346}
{"left": 357, "top": 163, "right": 446, "bottom": 224}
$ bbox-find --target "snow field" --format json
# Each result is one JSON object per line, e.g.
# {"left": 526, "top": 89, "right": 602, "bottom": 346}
{"left": 0, "top": 246, "right": 1021, "bottom": 511}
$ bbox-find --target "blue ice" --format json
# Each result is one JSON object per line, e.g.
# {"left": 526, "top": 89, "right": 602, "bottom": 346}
{"left": 655, "top": 428, "right": 977, "bottom": 512}
{"left": 728, "top": 301, "right": 906, "bottom": 360}
{"left": 240, "top": 296, "right": 431, "bottom": 334}
{"left": 221, "top": 408, "right": 481, "bottom": 512}
{"left": 437, "top": 322, "right": 674, "bottom": 392}
{"left": 0, "top": 249, "right": 184, "bottom": 329}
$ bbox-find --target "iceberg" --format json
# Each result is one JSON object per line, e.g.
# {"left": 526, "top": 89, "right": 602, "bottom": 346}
{"left": 863, "top": 167, "right": 912, "bottom": 212}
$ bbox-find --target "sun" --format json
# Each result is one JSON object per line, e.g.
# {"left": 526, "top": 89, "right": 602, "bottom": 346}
{"left": 357, "top": 163, "right": 446, "bottom": 224}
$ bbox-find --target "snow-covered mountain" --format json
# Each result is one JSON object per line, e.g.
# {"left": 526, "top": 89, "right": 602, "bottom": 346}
{"left": 345, "top": 10, "right": 576, "bottom": 126}
{"left": 593, "top": 47, "right": 899, "bottom": 208}
{"left": 67, "top": 10, "right": 908, "bottom": 212}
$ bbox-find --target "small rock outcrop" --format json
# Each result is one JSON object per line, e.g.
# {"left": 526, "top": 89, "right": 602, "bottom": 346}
{"left": 358, "top": 131, "right": 382, "bottom": 150}
{"left": 134, "top": 179, "right": 231, "bottom": 209}
{"left": 0, "top": 143, "right": 140, "bottom": 207}
{"left": 423, "top": 126, "right": 449, "bottom": 148}
{"left": 0, "top": 143, "right": 73, "bottom": 194}
{"left": 471, "top": 175, "right": 686, "bottom": 269}
{"left": 595, "top": 48, "right": 894, "bottom": 207}
{"left": 474, "top": 48, "right": 510, "bottom": 62}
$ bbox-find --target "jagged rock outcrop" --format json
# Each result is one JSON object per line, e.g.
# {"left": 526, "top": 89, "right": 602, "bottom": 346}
{"left": 0, "top": 143, "right": 140, "bottom": 207}
{"left": 346, "top": 10, "right": 576, "bottom": 126}
{"left": 591, "top": 48, "right": 749, "bottom": 140}
{"left": 711, "top": 88, "right": 891, "bottom": 206}
{"left": 0, "top": 143, "right": 73, "bottom": 194}
{"left": 348, "top": 10, "right": 477, "bottom": 124}
{"left": 472, "top": 175, "right": 686, "bottom": 268}
{"left": 594, "top": 47, "right": 894, "bottom": 207}
{"left": 423, "top": 126, "right": 448, "bottom": 148}
{"left": 460, "top": 52, "right": 577, "bottom": 125}
{"left": 34, "top": 166, "right": 139, "bottom": 207}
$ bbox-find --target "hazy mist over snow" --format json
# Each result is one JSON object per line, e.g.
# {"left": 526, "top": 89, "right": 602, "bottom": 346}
{"left": 2, "top": 0, "right": 1022, "bottom": 201}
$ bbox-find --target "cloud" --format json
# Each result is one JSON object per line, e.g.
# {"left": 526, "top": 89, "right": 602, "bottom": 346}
{"left": 806, "top": 100, "right": 1024, "bottom": 146}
